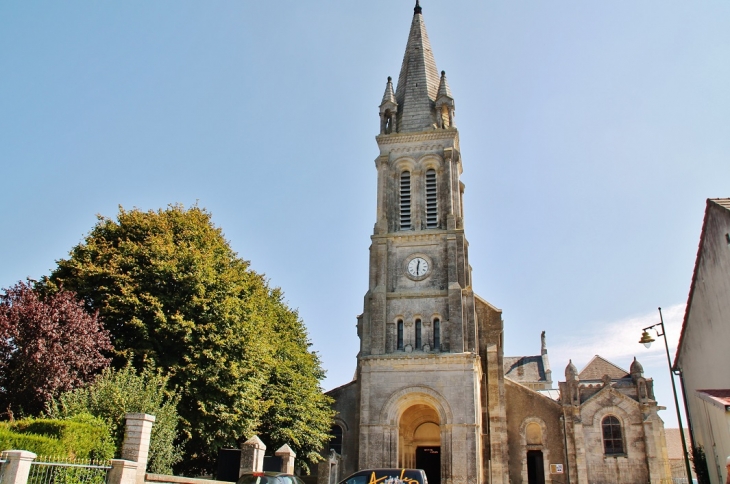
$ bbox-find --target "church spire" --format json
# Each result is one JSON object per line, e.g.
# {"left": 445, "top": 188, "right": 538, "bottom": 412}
{"left": 395, "top": 1, "right": 441, "bottom": 132}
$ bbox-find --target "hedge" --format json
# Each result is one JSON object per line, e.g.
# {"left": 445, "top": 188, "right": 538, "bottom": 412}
{"left": 0, "top": 414, "right": 114, "bottom": 460}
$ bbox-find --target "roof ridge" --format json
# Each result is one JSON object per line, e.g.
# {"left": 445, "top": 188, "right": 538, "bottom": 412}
{"left": 578, "top": 355, "right": 630, "bottom": 380}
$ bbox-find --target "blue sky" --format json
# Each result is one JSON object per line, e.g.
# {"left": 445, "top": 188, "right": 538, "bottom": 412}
{"left": 2, "top": 1, "right": 729, "bottom": 428}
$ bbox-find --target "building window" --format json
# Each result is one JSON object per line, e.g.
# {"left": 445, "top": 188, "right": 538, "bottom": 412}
{"left": 433, "top": 318, "right": 440, "bottom": 350}
{"left": 425, "top": 169, "right": 437, "bottom": 228}
{"left": 400, "top": 171, "right": 411, "bottom": 230}
{"left": 397, "top": 320, "right": 404, "bottom": 350}
{"left": 415, "top": 319, "right": 422, "bottom": 349}
{"left": 328, "top": 425, "right": 343, "bottom": 455}
{"left": 602, "top": 416, "right": 624, "bottom": 455}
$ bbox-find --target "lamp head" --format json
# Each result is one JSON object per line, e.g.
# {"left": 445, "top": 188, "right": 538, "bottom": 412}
{"left": 639, "top": 330, "right": 655, "bottom": 349}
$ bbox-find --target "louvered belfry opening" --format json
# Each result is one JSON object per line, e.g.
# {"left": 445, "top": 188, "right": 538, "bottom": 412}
{"left": 425, "top": 169, "right": 437, "bottom": 228}
{"left": 400, "top": 171, "right": 412, "bottom": 230}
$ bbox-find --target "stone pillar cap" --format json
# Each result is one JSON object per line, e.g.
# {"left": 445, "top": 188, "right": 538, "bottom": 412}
{"left": 124, "top": 413, "right": 156, "bottom": 422}
{"left": 5, "top": 450, "right": 37, "bottom": 459}
{"left": 275, "top": 444, "right": 296, "bottom": 457}
{"left": 243, "top": 435, "right": 266, "bottom": 449}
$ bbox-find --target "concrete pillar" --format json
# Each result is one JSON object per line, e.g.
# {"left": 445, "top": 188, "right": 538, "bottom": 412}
{"left": 108, "top": 459, "right": 139, "bottom": 484}
{"left": 240, "top": 435, "right": 266, "bottom": 476}
{"left": 317, "top": 451, "right": 341, "bottom": 484}
{"left": 275, "top": 444, "right": 296, "bottom": 474}
{"left": 3, "top": 450, "right": 36, "bottom": 484}
{"left": 120, "top": 413, "right": 156, "bottom": 484}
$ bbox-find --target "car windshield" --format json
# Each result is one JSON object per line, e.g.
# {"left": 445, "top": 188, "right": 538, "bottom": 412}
{"left": 237, "top": 476, "right": 280, "bottom": 484}
{"left": 277, "top": 477, "right": 304, "bottom": 484}
{"left": 342, "top": 470, "right": 422, "bottom": 484}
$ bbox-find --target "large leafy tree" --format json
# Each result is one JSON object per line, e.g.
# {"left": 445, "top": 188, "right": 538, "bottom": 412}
{"left": 257, "top": 290, "right": 334, "bottom": 470}
{"left": 44, "top": 205, "right": 332, "bottom": 473}
{"left": 0, "top": 281, "right": 111, "bottom": 416}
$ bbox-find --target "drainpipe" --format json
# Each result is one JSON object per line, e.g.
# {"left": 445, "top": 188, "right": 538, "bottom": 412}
{"left": 560, "top": 414, "right": 571, "bottom": 484}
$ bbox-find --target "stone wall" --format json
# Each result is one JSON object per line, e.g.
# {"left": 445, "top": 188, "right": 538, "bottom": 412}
{"left": 327, "top": 379, "right": 360, "bottom": 480}
{"left": 505, "top": 380, "right": 565, "bottom": 484}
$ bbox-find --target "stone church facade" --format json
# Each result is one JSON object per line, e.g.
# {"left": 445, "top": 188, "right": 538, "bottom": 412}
{"left": 319, "top": 4, "right": 672, "bottom": 484}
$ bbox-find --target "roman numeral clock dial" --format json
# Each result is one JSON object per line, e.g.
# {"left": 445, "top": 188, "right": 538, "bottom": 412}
{"left": 406, "top": 255, "right": 431, "bottom": 280}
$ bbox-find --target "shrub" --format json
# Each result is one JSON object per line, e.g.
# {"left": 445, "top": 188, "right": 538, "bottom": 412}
{"left": 0, "top": 414, "right": 114, "bottom": 460}
{"left": 48, "top": 365, "right": 182, "bottom": 474}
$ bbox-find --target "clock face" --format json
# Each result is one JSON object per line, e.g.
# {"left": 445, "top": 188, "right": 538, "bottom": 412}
{"left": 407, "top": 257, "right": 429, "bottom": 277}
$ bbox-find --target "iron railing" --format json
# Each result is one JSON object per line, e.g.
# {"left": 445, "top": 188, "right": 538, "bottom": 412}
{"left": 27, "top": 456, "right": 111, "bottom": 484}
{"left": 0, "top": 452, "right": 8, "bottom": 484}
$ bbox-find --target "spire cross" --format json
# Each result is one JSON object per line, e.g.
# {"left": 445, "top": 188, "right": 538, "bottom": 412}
{"left": 414, "top": 0, "right": 422, "bottom": 15}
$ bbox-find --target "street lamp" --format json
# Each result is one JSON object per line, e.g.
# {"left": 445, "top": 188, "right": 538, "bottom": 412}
{"left": 639, "top": 307, "right": 693, "bottom": 483}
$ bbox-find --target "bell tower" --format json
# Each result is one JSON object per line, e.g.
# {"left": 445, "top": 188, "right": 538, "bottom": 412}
{"left": 350, "top": 3, "right": 510, "bottom": 484}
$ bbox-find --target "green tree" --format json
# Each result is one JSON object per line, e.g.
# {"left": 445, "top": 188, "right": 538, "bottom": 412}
{"left": 257, "top": 290, "right": 334, "bottom": 472}
{"left": 48, "top": 365, "right": 182, "bottom": 474}
{"left": 43, "top": 205, "right": 332, "bottom": 473}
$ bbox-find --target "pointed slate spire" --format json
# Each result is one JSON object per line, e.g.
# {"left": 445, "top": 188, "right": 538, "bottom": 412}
{"left": 381, "top": 76, "right": 396, "bottom": 105}
{"left": 395, "top": 3, "right": 441, "bottom": 132}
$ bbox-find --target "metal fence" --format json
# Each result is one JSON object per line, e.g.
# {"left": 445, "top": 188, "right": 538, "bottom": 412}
{"left": 0, "top": 452, "right": 8, "bottom": 484}
{"left": 26, "top": 456, "right": 111, "bottom": 484}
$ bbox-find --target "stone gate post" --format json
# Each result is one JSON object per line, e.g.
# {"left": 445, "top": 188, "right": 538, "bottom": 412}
{"left": 240, "top": 436, "right": 266, "bottom": 476}
{"left": 120, "top": 413, "right": 156, "bottom": 484}
{"left": 275, "top": 445, "right": 296, "bottom": 474}
{"left": 3, "top": 450, "right": 36, "bottom": 484}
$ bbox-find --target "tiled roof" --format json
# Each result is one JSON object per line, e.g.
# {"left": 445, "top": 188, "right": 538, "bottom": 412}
{"left": 579, "top": 355, "right": 629, "bottom": 380}
{"left": 674, "top": 198, "right": 730, "bottom": 368}
{"left": 711, "top": 198, "right": 730, "bottom": 211}
{"left": 537, "top": 389, "right": 561, "bottom": 401}
{"left": 664, "top": 428, "right": 691, "bottom": 460}
{"left": 697, "top": 389, "right": 730, "bottom": 409}
{"left": 504, "top": 356, "right": 547, "bottom": 382}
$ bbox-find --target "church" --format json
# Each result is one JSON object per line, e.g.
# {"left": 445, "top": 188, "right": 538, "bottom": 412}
{"left": 318, "top": 4, "right": 672, "bottom": 484}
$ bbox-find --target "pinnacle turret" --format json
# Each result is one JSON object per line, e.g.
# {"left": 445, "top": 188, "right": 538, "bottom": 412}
{"left": 437, "top": 70, "right": 453, "bottom": 100}
{"left": 379, "top": 76, "right": 398, "bottom": 135}
{"left": 381, "top": 76, "right": 396, "bottom": 105}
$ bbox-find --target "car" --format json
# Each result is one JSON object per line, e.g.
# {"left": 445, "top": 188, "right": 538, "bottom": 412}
{"left": 338, "top": 468, "right": 428, "bottom": 484}
{"left": 237, "top": 472, "right": 306, "bottom": 484}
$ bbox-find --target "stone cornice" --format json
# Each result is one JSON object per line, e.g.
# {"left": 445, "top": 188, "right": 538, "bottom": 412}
{"left": 376, "top": 129, "right": 458, "bottom": 145}
{"left": 371, "top": 229, "right": 464, "bottom": 242}
{"left": 360, "top": 352, "right": 480, "bottom": 368}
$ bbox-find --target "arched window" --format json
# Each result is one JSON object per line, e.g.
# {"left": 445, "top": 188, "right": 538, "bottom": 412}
{"left": 433, "top": 318, "right": 440, "bottom": 350}
{"left": 602, "top": 416, "right": 624, "bottom": 455}
{"left": 397, "top": 320, "right": 404, "bottom": 350}
{"left": 400, "top": 171, "right": 411, "bottom": 230}
{"left": 328, "top": 425, "right": 343, "bottom": 455}
{"left": 415, "top": 319, "right": 422, "bottom": 349}
{"left": 425, "top": 169, "right": 437, "bottom": 228}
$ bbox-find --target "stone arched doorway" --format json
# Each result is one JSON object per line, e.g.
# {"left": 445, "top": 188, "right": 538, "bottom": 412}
{"left": 399, "top": 403, "right": 441, "bottom": 484}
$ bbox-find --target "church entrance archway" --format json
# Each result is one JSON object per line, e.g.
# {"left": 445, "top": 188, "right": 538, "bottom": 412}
{"left": 398, "top": 404, "right": 441, "bottom": 484}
